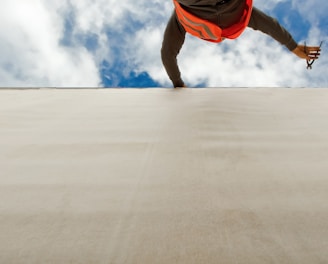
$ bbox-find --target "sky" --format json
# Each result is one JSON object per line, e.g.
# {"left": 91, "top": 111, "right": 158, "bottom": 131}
{"left": 0, "top": 0, "right": 327, "bottom": 88}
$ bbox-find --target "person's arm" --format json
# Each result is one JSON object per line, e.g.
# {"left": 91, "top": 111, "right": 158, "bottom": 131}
{"left": 248, "top": 7, "right": 321, "bottom": 60}
{"left": 161, "top": 12, "right": 186, "bottom": 88}
{"left": 247, "top": 7, "right": 298, "bottom": 51}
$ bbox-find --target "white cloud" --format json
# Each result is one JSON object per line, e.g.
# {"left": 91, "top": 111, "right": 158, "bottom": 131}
{"left": 291, "top": 0, "right": 328, "bottom": 26}
{"left": 0, "top": 0, "right": 326, "bottom": 88}
{"left": 0, "top": 0, "right": 100, "bottom": 87}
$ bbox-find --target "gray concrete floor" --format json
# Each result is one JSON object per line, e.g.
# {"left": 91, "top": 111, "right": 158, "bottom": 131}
{"left": 0, "top": 88, "right": 328, "bottom": 263}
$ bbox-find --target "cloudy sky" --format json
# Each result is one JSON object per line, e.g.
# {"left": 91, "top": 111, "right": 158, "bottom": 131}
{"left": 0, "top": 0, "right": 327, "bottom": 88}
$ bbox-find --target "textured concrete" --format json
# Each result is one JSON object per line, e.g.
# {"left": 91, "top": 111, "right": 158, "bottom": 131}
{"left": 0, "top": 88, "right": 328, "bottom": 263}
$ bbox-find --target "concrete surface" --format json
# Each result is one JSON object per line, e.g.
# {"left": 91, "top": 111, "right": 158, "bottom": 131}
{"left": 0, "top": 88, "right": 328, "bottom": 263}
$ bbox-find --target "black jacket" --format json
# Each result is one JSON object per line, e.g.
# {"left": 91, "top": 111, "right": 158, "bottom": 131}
{"left": 161, "top": 0, "right": 298, "bottom": 87}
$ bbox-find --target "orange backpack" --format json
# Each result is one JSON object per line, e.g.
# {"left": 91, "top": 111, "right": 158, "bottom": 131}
{"left": 173, "top": 0, "right": 253, "bottom": 43}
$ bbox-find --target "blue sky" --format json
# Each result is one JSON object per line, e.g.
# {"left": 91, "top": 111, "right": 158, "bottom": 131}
{"left": 0, "top": 0, "right": 327, "bottom": 88}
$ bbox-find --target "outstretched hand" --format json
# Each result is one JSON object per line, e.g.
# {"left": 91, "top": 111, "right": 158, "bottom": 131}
{"left": 175, "top": 84, "right": 188, "bottom": 88}
{"left": 292, "top": 44, "right": 321, "bottom": 60}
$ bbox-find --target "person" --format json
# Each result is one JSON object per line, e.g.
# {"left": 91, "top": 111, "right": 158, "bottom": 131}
{"left": 161, "top": 0, "right": 321, "bottom": 88}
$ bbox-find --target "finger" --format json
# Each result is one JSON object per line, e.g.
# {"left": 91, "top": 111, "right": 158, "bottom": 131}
{"left": 307, "top": 52, "right": 320, "bottom": 57}
{"left": 307, "top": 50, "right": 321, "bottom": 57}
{"left": 308, "top": 51, "right": 321, "bottom": 57}
{"left": 308, "top": 56, "right": 319, "bottom": 60}
{"left": 306, "top": 46, "right": 321, "bottom": 50}
{"left": 307, "top": 55, "right": 320, "bottom": 61}
{"left": 308, "top": 48, "right": 321, "bottom": 52}
{"left": 306, "top": 47, "right": 321, "bottom": 53}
